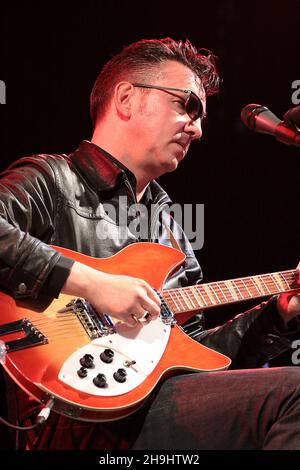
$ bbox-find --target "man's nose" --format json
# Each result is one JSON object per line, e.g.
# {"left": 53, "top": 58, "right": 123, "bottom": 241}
{"left": 185, "top": 118, "right": 202, "bottom": 140}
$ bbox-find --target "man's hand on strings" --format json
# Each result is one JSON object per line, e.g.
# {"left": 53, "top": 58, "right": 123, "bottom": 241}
{"left": 62, "top": 261, "right": 161, "bottom": 327}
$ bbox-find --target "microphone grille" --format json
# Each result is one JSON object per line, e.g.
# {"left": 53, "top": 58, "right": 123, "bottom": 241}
{"left": 241, "top": 104, "right": 269, "bottom": 130}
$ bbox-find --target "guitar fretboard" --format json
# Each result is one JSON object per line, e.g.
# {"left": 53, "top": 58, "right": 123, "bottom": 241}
{"left": 162, "top": 270, "right": 297, "bottom": 314}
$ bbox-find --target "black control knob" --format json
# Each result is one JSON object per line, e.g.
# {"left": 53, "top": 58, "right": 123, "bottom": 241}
{"left": 100, "top": 348, "right": 114, "bottom": 364}
{"left": 113, "top": 368, "right": 127, "bottom": 383}
{"left": 93, "top": 373, "right": 107, "bottom": 388}
{"left": 79, "top": 353, "right": 94, "bottom": 368}
{"left": 77, "top": 367, "right": 88, "bottom": 378}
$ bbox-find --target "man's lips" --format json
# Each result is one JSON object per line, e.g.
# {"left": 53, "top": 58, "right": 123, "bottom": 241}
{"left": 174, "top": 140, "right": 190, "bottom": 153}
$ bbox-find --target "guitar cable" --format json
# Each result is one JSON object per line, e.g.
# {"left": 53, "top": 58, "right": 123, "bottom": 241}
{"left": 0, "top": 397, "right": 54, "bottom": 431}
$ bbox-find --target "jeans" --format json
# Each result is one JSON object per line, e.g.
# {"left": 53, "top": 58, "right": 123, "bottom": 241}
{"left": 15, "top": 366, "right": 300, "bottom": 450}
{"left": 132, "top": 367, "right": 300, "bottom": 450}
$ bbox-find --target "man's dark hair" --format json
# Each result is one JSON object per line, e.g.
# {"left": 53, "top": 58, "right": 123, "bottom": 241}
{"left": 90, "top": 37, "right": 220, "bottom": 125}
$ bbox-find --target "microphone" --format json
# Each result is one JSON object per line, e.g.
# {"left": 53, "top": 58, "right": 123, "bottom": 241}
{"left": 241, "top": 104, "right": 300, "bottom": 148}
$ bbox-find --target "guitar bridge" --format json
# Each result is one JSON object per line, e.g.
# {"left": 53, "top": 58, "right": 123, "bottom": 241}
{"left": 0, "top": 318, "right": 48, "bottom": 352}
{"left": 57, "top": 293, "right": 176, "bottom": 340}
{"left": 58, "top": 299, "right": 116, "bottom": 339}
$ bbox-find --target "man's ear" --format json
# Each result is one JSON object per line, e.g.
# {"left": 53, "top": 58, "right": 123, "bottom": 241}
{"left": 113, "top": 82, "right": 134, "bottom": 120}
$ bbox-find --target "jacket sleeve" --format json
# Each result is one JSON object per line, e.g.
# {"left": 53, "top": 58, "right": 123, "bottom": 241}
{"left": 0, "top": 156, "right": 72, "bottom": 299}
{"left": 196, "top": 296, "right": 300, "bottom": 368}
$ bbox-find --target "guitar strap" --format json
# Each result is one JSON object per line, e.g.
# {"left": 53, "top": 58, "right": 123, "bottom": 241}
{"left": 162, "top": 218, "right": 206, "bottom": 338}
{"left": 163, "top": 219, "right": 182, "bottom": 252}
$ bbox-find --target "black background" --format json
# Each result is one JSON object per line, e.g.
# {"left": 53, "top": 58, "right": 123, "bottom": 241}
{"left": 0, "top": 0, "right": 299, "bottom": 449}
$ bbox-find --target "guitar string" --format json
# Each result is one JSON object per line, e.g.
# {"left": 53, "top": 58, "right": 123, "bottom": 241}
{"left": 164, "top": 272, "right": 296, "bottom": 295}
{"left": 27, "top": 288, "right": 298, "bottom": 334}
{"left": 17, "top": 271, "right": 298, "bottom": 334}
{"left": 162, "top": 272, "right": 297, "bottom": 311}
{"left": 164, "top": 273, "right": 296, "bottom": 299}
{"left": 162, "top": 282, "right": 298, "bottom": 304}
{"left": 162, "top": 289, "right": 297, "bottom": 310}
{"left": 164, "top": 271, "right": 296, "bottom": 294}
{"left": 22, "top": 272, "right": 297, "bottom": 323}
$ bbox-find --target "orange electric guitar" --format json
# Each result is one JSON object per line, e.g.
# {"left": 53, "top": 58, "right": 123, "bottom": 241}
{"left": 0, "top": 242, "right": 298, "bottom": 422}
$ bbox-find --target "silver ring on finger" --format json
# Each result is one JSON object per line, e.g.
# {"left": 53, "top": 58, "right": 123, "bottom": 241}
{"left": 142, "top": 311, "right": 152, "bottom": 323}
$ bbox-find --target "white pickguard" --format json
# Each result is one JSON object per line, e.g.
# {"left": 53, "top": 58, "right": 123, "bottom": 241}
{"left": 58, "top": 317, "right": 171, "bottom": 396}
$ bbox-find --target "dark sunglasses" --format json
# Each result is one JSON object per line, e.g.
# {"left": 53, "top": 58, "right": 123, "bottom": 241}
{"left": 132, "top": 83, "right": 205, "bottom": 121}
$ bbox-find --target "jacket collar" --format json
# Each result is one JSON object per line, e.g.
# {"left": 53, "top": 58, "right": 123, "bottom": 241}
{"left": 69, "top": 140, "right": 171, "bottom": 205}
{"left": 69, "top": 140, "right": 136, "bottom": 192}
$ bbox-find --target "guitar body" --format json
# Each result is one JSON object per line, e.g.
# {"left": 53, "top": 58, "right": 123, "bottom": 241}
{"left": 0, "top": 242, "right": 231, "bottom": 422}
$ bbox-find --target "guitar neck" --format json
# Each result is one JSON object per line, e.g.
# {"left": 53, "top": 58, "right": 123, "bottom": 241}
{"left": 162, "top": 269, "right": 297, "bottom": 314}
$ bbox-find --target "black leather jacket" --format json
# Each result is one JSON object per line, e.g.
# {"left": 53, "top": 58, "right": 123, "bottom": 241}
{"left": 0, "top": 140, "right": 296, "bottom": 368}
